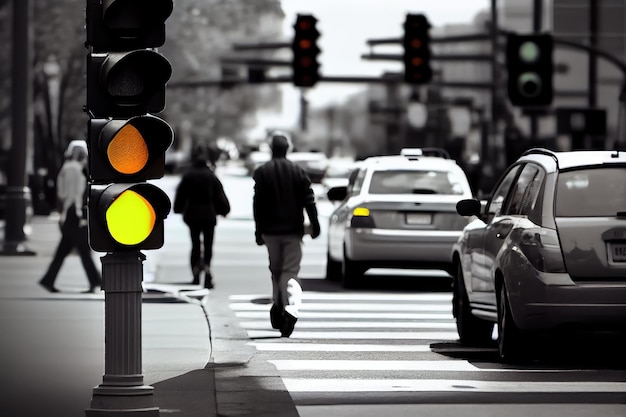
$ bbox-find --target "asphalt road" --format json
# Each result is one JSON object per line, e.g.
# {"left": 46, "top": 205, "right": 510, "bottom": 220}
{"left": 158, "top": 165, "right": 626, "bottom": 417}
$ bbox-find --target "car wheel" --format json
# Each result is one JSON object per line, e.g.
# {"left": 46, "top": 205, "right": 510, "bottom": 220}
{"left": 325, "top": 251, "right": 341, "bottom": 281}
{"left": 453, "top": 263, "right": 493, "bottom": 346}
{"left": 342, "top": 247, "right": 364, "bottom": 289}
{"left": 497, "top": 283, "right": 526, "bottom": 362}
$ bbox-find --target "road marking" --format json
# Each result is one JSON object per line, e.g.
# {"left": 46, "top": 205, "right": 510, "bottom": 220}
{"left": 229, "top": 303, "right": 452, "bottom": 312}
{"left": 235, "top": 311, "right": 453, "bottom": 320}
{"left": 281, "top": 379, "right": 626, "bottom": 393}
{"left": 230, "top": 293, "right": 453, "bottom": 302}
{"left": 240, "top": 320, "right": 456, "bottom": 329}
{"left": 245, "top": 330, "right": 459, "bottom": 340}
{"left": 268, "top": 359, "right": 593, "bottom": 373}
{"left": 249, "top": 342, "right": 433, "bottom": 352}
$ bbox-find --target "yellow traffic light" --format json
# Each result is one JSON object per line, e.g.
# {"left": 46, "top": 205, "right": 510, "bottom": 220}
{"left": 89, "top": 183, "right": 171, "bottom": 252}
{"left": 89, "top": 115, "right": 173, "bottom": 183}
{"left": 107, "top": 124, "right": 149, "bottom": 175}
{"left": 105, "top": 190, "right": 156, "bottom": 246}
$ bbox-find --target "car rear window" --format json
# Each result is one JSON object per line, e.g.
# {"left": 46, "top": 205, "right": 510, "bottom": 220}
{"left": 555, "top": 168, "right": 626, "bottom": 217}
{"left": 368, "top": 169, "right": 465, "bottom": 195}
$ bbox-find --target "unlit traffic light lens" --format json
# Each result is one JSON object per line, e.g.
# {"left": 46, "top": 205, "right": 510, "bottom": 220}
{"left": 107, "top": 123, "right": 149, "bottom": 175}
{"left": 106, "top": 190, "right": 156, "bottom": 246}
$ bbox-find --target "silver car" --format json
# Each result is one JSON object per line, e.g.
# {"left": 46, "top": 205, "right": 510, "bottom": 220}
{"left": 452, "top": 148, "right": 626, "bottom": 361}
{"left": 326, "top": 149, "right": 474, "bottom": 288}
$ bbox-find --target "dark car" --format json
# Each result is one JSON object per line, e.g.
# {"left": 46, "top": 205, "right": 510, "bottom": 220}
{"left": 451, "top": 148, "right": 626, "bottom": 361}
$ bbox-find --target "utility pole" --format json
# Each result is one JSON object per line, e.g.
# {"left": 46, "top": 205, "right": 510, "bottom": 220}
{"left": 1, "top": 0, "right": 35, "bottom": 256}
{"left": 529, "top": 0, "right": 542, "bottom": 140}
{"left": 588, "top": 0, "right": 598, "bottom": 108}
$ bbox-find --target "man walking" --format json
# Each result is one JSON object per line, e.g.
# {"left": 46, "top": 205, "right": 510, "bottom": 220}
{"left": 174, "top": 147, "right": 230, "bottom": 288}
{"left": 253, "top": 133, "right": 321, "bottom": 337}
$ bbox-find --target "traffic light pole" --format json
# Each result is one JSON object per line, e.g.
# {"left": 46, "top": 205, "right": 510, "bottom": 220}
{"left": 86, "top": 251, "right": 158, "bottom": 417}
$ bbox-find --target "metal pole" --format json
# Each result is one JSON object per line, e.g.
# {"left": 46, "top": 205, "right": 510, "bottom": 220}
{"left": 588, "top": 0, "right": 598, "bottom": 108}
{"left": 86, "top": 251, "right": 159, "bottom": 417}
{"left": 529, "top": 0, "right": 542, "bottom": 140}
{"left": 2, "top": 0, "right": 35, "bottom": 256}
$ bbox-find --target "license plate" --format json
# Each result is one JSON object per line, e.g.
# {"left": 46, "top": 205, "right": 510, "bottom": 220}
{"left": 406, "top": 213, "right": 432, "bottom": 225}
{"left": 610, "top": 243, "right": 626, "bottom": 262}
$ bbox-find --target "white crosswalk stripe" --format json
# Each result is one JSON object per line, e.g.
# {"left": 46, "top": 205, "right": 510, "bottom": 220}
{"left": 228, "top": 292, "right": 619, "bottom": 397}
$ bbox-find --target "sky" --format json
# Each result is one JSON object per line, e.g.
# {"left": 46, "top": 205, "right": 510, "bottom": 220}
{"left": 252, "top": 0, "right": 490, "bottom": 137}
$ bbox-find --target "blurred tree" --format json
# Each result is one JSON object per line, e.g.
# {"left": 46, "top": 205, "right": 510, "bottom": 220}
{"left": 0, "top": 0, "right": 285, "bottom": 188}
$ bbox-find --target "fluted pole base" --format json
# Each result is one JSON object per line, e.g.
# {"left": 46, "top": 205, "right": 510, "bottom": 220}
{"left": 86, "top": 251, "right": 159, "bottom": 417}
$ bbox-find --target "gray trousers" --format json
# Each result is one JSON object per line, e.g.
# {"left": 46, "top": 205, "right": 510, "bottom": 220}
{"left": 262, "top": 234, "right": 302, "bottom": 310}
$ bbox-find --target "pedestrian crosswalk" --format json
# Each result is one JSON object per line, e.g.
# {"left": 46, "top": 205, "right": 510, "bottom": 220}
{"left": 227, "top": 292, "right": 626, "bottom": 399}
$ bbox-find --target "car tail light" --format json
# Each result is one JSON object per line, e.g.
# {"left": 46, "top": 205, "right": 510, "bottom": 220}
{"left": 517, "top": 228, "right": 566, "bottom": 273}
{"left": 350, "top": 207, "right": 376, "bottom": 228}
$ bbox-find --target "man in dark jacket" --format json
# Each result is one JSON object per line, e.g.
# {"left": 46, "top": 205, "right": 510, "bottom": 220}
{"left": 253, "top": 134, "right": 321, "bottom": 337}
{"left": 174, "top": 149, "right": 230, "bottom": 288}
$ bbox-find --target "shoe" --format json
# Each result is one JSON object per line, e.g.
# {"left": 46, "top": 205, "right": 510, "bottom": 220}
{"left": 280, "top": 311, "right": 297, "bottom": 338}
{"left": 39, "top": 280, "right": 59, "bottom": 293}
{"left": 270, "top": 304, "right": 284, "bottom": 329}
{"left": 191, "top": 266, "right": 201, "bottom": 285}
{"left": 82, "top": 286, "right": 101, "bottom": 294}
{"left": 203, "top": 267, "right": 214, "bottom": 289}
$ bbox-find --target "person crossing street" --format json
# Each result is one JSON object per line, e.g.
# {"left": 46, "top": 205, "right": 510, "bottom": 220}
{"left": 252, "top": 133, "right": 321, "bottom": 337}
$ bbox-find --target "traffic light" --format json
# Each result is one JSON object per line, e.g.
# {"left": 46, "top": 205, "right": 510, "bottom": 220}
{"left": 88, "top": 183, "right": 171, "bottom": 252}
{"left": 403, "top": 14, "right": 432, "bottom": 85}
{"left": 85, "top": 0, "right": 174, "bottom": 252}
{"left": 88, "top": 115, "right": 173, "bottom": 183}
{"left": 292, "top": 14, "right": 320, "bottom": 87}
{"left": 506, "top": 33, "right": 554, "bottom": 106}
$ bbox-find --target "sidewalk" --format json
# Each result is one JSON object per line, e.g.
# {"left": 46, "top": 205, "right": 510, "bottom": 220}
{"left": 0, "top": 215, "right": 217, "bottom": 417}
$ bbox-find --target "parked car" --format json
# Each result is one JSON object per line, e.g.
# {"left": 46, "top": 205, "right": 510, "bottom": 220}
{"left": 451, "top": 148, "right": 626, "bottom": 361}
{"left": 326, "top": 148, "right": 474, "bottom": 288}
{"left": 287, "top": 151, "right": 329, "bottom": 183}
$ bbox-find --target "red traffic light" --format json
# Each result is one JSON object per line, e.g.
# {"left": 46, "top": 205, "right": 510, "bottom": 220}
{"left": 402, "top": 13, "right": 432, "bottom": 85}
{"left": 292, "top": 14, "right": 321, "bottom": 87}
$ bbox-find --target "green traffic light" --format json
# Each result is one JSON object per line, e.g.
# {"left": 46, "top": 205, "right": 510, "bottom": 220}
{"left": 519, "top": 41, "right": 540, "bottom": 63}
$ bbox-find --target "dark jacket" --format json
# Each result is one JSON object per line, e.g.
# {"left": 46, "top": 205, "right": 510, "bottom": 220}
{"left": 173, "top": 161, "right": 230, "bottom": 225}
{"left": 253, "top": 156, "right": 318, "bottom": 236}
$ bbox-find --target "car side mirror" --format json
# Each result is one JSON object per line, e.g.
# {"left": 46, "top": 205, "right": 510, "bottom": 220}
{"left": 456, "top": 198, "right": 482, "bottom": 217}
{"left": 327, "top": 186, "right": 347, "bottom": 202}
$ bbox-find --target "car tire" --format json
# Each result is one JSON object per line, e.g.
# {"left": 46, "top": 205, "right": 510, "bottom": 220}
{"left": 342, "top": 247, "right": 364, "bottom": 289}
{"left": 453, "top": 263, "right": 493, "bottom": 346}
{"left": 325, "top": 251, "right": 341, "bottom": 281}
{"left": 497, "top": 283, "right": 526, "bottom": 362}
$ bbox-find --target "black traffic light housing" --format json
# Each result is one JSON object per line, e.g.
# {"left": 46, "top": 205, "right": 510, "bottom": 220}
{"left": 88, "top": 115, "right": 174, "bottom": 184}
{"left": 292, "top": 14, "right": 321, "bottom": 87}
{"left": 506, "top": 33, "right": 554, "bottom": 106}
{"left": 86, "top": 50, "right": 172, "bottom": 118}
{"left": 403, "top": 13, "right": 432, "bottom": 85}
{"left": 85, "top": 0, "right": 174, "bottom": 252}
{"left": 88, "top": 183, "right": 171, "bottom": 252}
{"left": 86, "top": 0, "right": 173, "bottom": 52}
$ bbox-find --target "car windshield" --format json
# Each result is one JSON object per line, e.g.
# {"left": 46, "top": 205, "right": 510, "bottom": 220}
{"left": 368, "top": 169, "right": 465, "bottom": 195}
{"left": 555, "top": 167, "right": 626, "bottom": 217}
